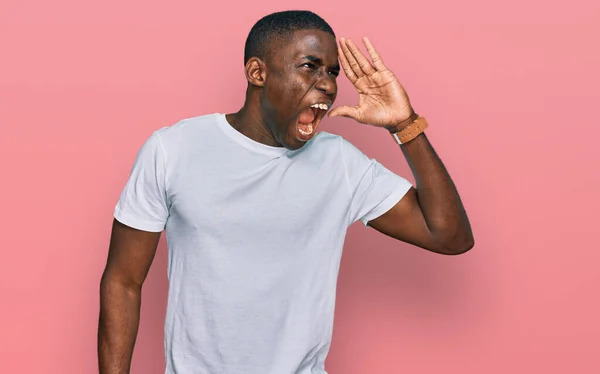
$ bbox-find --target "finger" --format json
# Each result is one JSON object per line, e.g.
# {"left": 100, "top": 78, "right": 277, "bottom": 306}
{"left": 337, "top": 43, "right": 357, "bottom": 83}
{"left": 339, "top": 38, "right": 365, "bottom": 79}
{"left": 345, "top": 38, "right": 377, "bottom": 76}
{"left": 362, "top": 37, "right": 388, "bottom": 71}
{"left": 327, "top": 105, "right": 361, "bottom": 120}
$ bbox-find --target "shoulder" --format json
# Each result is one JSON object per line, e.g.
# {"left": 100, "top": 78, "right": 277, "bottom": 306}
{"left": 307, "top": 131, "right": 354, "bottom": 152}
{"left": 156, "top": 112, "right": 221, "bottom": 137}
{"left": 297, "top": 132, "right": 372, "bottom": 176}
{"left": 310, "top": 131, "right": 367, "bottom": 160}
{"left": 128, "top": 113, "right": 222, "bottom": 169}
{"left": 153, "top": 112, "right": 221, "bottom": 145}
{"left": 295, "top": 131, "right": 344, "bottom": 161}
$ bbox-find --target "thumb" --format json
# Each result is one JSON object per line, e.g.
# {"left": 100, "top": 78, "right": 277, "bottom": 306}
{"left": 327, "top": 105, "right": 360, "bottom": 120}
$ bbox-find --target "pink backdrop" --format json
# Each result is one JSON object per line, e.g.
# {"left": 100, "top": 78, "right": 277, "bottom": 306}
{"left": 1, "top": 0, "right": 599, "bottom": 373}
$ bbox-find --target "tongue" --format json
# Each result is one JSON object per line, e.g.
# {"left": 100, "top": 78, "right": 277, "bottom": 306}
{"left": 298, "top": 108, "right": 316, "bottom": 125}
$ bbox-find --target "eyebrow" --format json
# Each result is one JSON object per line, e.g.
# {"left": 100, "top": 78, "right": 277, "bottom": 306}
{"left": 302, "top": 55, "right": 340, "bottom": 71}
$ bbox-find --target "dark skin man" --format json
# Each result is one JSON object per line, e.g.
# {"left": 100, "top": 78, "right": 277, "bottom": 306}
{"left": 99, "top": 28, "right": 473, "bottom": 374}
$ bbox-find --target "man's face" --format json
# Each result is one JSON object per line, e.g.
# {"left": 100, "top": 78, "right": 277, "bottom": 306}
{"left": 260, "top": 29, "right": 340, "bottom": 150}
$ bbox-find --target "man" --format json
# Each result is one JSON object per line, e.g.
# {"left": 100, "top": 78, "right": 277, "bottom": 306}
{"left": 98, "top": 10, "right": 474, "bottom": 374}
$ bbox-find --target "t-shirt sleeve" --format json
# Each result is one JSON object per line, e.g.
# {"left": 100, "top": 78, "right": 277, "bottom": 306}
{"left": 113, "top": 132, "right": 169, "bottom": 232}
{"left": 341, "top": 137, "right": 413, "bottom": 227}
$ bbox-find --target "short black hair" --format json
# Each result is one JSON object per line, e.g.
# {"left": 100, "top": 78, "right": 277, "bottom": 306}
{"left": 244, "top": 10, "right": 335, "bottom": 65}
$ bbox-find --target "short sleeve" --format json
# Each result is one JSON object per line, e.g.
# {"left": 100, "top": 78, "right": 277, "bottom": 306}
{"left": 341, "top": 138, "right": 413, "bottom": 227}
{"left": 113, "top": 132, "right": 169, "bottom": 232}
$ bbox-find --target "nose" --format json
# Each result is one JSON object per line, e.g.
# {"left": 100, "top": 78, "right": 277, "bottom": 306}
{"left": 315, "top": 71, "right": 336, "bottom": 96}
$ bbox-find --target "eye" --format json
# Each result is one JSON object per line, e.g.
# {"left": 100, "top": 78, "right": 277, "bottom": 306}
{"left": 329, "top": 70, "right": 340, "bottom": 77}
{"left": 301, "top": 62, "right": 317, "bottom": 69}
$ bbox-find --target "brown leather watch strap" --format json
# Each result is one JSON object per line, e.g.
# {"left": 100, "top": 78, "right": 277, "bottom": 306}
{"left": 390, "top": 116, "right": 428, "bottom": 144}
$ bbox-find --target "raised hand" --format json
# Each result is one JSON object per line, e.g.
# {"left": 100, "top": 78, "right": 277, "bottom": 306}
{"left": 328, "top": 37, "right": 416, "bottom": 130}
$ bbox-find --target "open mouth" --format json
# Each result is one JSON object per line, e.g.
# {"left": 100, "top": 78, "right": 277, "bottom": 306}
{"left": 296, "top": 103, "right": 330, "bottom": 141}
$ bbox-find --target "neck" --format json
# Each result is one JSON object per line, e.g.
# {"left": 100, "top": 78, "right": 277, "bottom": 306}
{"left": 226, "top": 90, "right": 282, "bottom": 147}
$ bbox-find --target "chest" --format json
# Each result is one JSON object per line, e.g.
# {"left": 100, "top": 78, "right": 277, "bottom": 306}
{"left": 166, "top": 153, "right": 350, "bottom": 240}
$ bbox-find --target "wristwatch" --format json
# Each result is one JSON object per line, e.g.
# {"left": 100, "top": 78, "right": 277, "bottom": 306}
{"left": 390, "top": 116, "right": 428, "bottom": 145}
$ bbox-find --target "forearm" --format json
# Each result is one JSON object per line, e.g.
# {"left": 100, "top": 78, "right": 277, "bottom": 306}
{"left": 398, "top": 129, "right": 474, "bottom": 253}
{"left": 98, "top": 276, "right": 142, "bottom": 374}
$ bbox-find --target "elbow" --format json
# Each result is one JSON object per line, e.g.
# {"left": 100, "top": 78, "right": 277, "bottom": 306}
{"left": 99, "top": 271, "right": 142, "bottom": 298}
{"left": 442, "top": 238, "right": 474, "bottom": 255}
{"left": 433, "top": 230, "right": 475, "bottom": 256}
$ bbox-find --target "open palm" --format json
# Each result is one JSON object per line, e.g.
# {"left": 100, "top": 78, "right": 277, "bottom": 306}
{"left": 328, "top": 37, "right": 415, "bottom": 129}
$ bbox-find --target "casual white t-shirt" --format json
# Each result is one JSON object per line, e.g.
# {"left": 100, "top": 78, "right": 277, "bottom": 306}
{"left": 114, "top": 113, "right": 412, "bottom": 374}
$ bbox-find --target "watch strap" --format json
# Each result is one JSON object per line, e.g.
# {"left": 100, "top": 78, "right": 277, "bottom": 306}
{"left": 390, "top": 116, "right": 428, "bottom": 144}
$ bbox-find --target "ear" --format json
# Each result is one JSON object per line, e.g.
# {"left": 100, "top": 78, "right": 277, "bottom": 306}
{"left": 245, "top": 57, "right": 266, "bottom": 87}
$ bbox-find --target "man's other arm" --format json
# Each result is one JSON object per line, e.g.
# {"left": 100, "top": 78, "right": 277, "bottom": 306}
{"left": 98, "top": 219, "right": 161, "bottom": 374}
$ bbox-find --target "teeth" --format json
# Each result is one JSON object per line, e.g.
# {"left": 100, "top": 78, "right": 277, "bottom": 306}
{"left": 311, "top": 103, "right": 329, "bottom": 110}
{"left": 298, "top": 123, "right": 314, "bottom": 136}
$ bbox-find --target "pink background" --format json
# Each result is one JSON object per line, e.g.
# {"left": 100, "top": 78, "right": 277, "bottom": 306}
{"left": 1, "top": 0, "right": 599, "bottom": 373}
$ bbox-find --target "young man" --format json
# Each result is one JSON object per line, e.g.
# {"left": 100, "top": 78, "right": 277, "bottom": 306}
{"left": 98, "top": 10, "right": 474, "bottom": 374}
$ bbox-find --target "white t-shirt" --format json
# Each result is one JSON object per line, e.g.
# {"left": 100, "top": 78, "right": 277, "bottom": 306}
{"left": 114, "top": 113, "right": 412, "bottom": 374}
